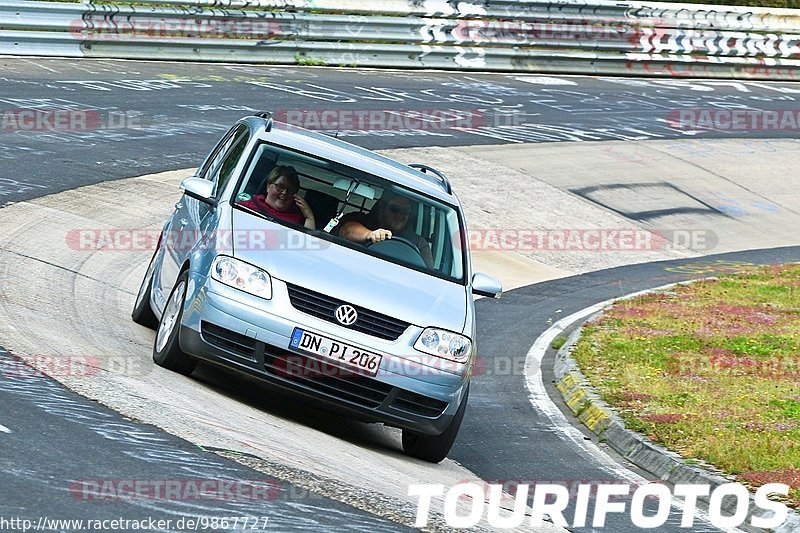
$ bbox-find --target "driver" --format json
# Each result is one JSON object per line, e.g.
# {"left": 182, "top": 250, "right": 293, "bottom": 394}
{"left": 337, "top": 191, "right": 433, "bottom": 268}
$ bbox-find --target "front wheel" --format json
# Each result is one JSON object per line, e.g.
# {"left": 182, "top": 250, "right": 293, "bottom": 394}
{"left": 153, "top": 271, "right": 196, "bottom": 376}
{"left": 402, "top": 385, "right": 469, "bottom": 463}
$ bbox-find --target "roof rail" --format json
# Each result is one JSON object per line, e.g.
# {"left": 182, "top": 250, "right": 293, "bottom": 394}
{"left": 408, "top": 164, "right": 452, "bottom": 194}
{"left": 253, "top": 111, "right": 274, "bottom": 132}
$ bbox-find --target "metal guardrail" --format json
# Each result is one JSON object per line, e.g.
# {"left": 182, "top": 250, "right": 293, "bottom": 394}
{"left": 2, "top": 0, "right": 800, "bottom": 79}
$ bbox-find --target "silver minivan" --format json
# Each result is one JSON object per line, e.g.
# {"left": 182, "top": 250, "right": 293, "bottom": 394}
{"left": 132, "top": 113, "right": 502, "bottom": 462}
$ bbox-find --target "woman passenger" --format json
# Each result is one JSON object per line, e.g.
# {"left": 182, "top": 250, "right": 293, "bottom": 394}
{"left": 239, "top": 165, "right": 316, "bottom": 229}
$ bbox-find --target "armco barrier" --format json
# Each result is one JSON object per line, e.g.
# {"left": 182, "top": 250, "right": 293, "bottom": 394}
{"left": 2, "top": 0, "right": 800, "bottom": 79}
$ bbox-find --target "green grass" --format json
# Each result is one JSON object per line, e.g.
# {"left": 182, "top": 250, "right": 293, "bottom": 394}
{"left": 294, "top": 55, "right": 326, "bottom": 67}
{"left": 551, "top": 336, "right": 568, "bottom": 350}
{"left": 572, "top": 264, "right": 800, "bottom": 507}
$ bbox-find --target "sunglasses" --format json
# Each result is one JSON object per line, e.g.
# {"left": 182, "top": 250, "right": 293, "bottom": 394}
{"left": 271, "top": 182, "right": 298, "bottom": 195}
{"left": 387, "top": 203, "right": 412, "bottom": 216}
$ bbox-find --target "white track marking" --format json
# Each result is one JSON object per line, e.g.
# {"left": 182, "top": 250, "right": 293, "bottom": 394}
{"left": 525, "top": 300, "right": 642, "bottom": 481}
{"left": 19, "top": 58, "right": 58, "bottom": 73}
{"left": 0, "top": 423, "right": 11, "bottom": 433}
{"left": 524, "top": 282, "right": 741, "bottom": 532}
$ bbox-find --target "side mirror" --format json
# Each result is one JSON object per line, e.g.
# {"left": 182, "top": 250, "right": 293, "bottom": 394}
{"left": 181, "top": 177, "right": 217, "bottom": 208}
{"left": 472, "top": 272, "right": 502, "bottom": 299}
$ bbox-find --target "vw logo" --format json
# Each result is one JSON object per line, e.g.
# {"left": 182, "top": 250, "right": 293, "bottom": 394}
{"left": 335, "top": 305, "right": 358, "bottom": 326}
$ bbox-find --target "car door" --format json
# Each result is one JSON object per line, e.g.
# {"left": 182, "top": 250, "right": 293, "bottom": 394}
{"left": 157, "top": 124, "right": 249, "bottom": 304}
{"left": 193, "top": 125, "right": 251, "bottom": 258}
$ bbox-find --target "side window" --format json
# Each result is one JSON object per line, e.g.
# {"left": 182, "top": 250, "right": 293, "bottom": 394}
{"left": 212, "top": 130, "right": 249, "bottom": 197}
{"left": 197, "top": 127, "right": 238, "bottom": 179}
{"left": 198, "top": 124, "right": 248, "bottom": 182}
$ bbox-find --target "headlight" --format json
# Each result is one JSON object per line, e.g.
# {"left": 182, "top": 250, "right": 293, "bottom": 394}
{"left": 211, "top": 256, "right": 272, "bottom": 300}
{"left": 414, "top": 328, "right": 472, "bottom": 363}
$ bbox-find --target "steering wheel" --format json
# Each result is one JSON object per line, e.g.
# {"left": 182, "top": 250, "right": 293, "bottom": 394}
{"left": 365, "top": 235, "right": 420, "bottom": 254}
{"left": 365, "top": 235, "right": 426, "bottom": 268}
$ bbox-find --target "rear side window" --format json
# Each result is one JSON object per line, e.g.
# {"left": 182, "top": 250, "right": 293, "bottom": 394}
{"left": 213, "top": 131, "right": 249, "bottom": 197}
{"left": 198, "top": 126, "right": 237, "bottom": 179}
{"left": 200, "top": 124, "right": 248, "bottom": 186}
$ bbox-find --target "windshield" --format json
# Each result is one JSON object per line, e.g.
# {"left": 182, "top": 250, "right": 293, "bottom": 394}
{"left": 232, "top": 142, "right": 466, "bottom": 284}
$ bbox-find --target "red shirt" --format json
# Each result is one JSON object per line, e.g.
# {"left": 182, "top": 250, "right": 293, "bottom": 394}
{"left": 238, "top": 194, "right": 305, "bottom": 226}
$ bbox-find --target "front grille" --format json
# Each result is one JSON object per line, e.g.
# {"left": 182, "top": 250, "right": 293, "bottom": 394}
{"left": 264, "top": 347, "right": 393, "bottom": 409}
{"left": 392, "top": 390, "right": 448, "bottom": 418}
{"left": 202, "top": 321, "right": 257, "bottom": 359}
{"left": 286, "top": 284, "right": 410, "bottom": 341}
{"left": 199, "top": 322, "right": 444, "bottom": 418}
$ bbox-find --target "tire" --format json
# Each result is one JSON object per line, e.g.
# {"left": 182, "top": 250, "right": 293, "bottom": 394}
{"left": 131, "top": 253, "right": 159, "bottom": 329}
{"left": 152, "top": 271, "right": 196, "bottom": 376}
{"left": 402, "top": 385, "right": 469, "bottom": 463}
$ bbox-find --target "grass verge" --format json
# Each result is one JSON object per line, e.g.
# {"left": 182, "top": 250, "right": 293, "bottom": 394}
{"left": 571, "top": 264, "right": 800, "bottom": 508}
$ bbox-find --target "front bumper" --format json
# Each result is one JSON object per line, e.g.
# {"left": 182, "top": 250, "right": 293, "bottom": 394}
{"left": 179, "top": 275, "right": 469, "bottom": 435}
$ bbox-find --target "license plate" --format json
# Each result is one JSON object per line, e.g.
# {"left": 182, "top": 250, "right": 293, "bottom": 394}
{"left": 290, "top": 328, "right": 382, "bottom": 376}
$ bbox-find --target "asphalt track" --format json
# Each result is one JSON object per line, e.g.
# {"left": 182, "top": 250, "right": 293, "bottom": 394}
{"left": 0, "top": 358, "right": 413, "bottom": 532}
{"left": 5, "top": 240, "right": 798, "bottom": 531}
{"left": 461, "top": 247, "right": 800, "bottom": 532}
{"left": 4, "top": 57, "right": 800, "bottom": 203}
{"left": 2, "top": 58, "right": 800, "bottom": 531}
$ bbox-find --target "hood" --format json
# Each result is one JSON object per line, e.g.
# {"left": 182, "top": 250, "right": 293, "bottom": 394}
{"left": 231, "top": 209, "right": 468, "bottom": 333}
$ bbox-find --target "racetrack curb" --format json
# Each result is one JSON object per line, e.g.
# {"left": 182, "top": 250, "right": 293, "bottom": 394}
{"left": 553, "top": 311, "right": 800, "bottom": 533}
